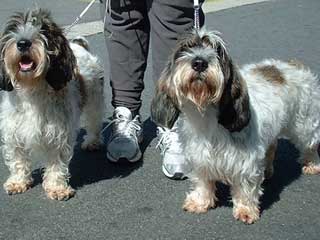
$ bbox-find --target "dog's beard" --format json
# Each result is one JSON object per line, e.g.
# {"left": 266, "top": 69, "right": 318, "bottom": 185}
{"left": 3, "top": 39, "right": 47, "bottom": 89}
{"left": 173, "top": 62, "right": 224, "bottom": 113}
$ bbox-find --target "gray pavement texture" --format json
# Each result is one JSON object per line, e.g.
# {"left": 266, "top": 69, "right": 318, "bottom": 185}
{"left": 1, "top": 0, "right": 320, "bottom": 239}
{"left": 0, "top": 0, "right": 101, "bottom": 27}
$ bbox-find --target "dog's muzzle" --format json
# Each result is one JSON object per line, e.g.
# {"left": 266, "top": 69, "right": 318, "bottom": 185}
{"left": 192, "top": 57, "right": 208, "bottom": 73}
{"left": 17, "top": 39, "right": 32, "bottom": 52}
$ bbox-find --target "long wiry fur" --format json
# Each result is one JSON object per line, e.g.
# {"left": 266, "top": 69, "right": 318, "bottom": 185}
{"left": 0, "top": 9, "right": 104, "bottom": 200}
{"left": 151, "top": 29, "right": 320, "bottom": 224}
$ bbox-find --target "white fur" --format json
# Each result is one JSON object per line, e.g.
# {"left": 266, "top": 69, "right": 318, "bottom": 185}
{"left": 70, "top": 43, "right": 104, "bottom": 149}
{"left": 181, "top": 59, "right": 320, "bottom": 222}
{"left": 0, "top": 42, "right": 104, "bottom": 199}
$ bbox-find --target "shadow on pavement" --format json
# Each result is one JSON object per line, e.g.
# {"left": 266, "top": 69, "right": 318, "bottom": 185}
{"left": 70, "top": 118, "right": 157, "bottom": 190}
{"left": 29, "top": 118, "right": 158, "bottom": 190}
{"left": 141, "top": 117, "right": 157, "bottom": 153}
{"left": 260, "top": 139, "right": 301, "bottom": 211}
{"left": 68, "top": 125, "right": 141, "bottom": 189}
{"left": 30, "top": 125, "right": 301, "bottom": 209}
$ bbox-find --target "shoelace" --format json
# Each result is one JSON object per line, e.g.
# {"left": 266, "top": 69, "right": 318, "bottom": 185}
{"left": 156, "top": 127, "right": 180, "bottom": 156}
{"left": 101, "top": 114, "right": 141, "bottom": 137}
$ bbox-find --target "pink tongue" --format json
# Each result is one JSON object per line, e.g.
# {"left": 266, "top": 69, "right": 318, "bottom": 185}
{"left": 19, "top": 62, "right": 33, "bottom": 71}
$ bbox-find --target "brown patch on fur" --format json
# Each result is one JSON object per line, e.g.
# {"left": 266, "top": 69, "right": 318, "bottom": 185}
{"left": 4, "top": 179, "right": 33, "bottom": 195}
{"left": 254, "top": 65, "right": 285, "bottom": 84}
{"left": 150, "top": 62, "right": 180, "bottom": 129}
{"left": 81, "top": 140, "right": 100, "bottom": 151}
{"left": 3, "top": 42, "right": 20, "bottom": 79}
{"left": 183, "top": 196, "right": 215, "bottom": 213}
{"left": 44, "top": 186, "right": 75, "bottom": 201}
{"left": 264, "top": 141, "right": 277, "bottom": 179}
{"left": 183, "top": 181, "right": 216, "bottom": 214}
{"left": 302, "top": 147, "right": 320, "bottom": 175}
{"left": 3, "top": 40, "right": 47, "bottom": 89}
{"left": 180, "top": 75, "right": 217, "bottom": 111}
{"left": 302, "top": 164, "right": 320, "bottom": 175}
{"left": 158, "top": 80, "right": 176, "bottom": 103}
{"left": 233, "top": 205, "right": 260, "bottom": 224}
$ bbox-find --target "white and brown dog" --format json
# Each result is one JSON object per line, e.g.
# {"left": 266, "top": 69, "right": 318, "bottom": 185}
{"left": 151, "top": 29, "right": 320, "bottom": 224}
{"left": 0, "top": 9, "right": 104, "bottom": 200}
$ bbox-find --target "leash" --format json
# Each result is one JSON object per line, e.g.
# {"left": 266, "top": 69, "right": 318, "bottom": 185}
{"left": 193, "top": 0, "right": 201, "bottom": 30}
{"left": 66, "top": 0, "right": 200, "bottom": 33}
{"left": 65, "top": 0, "right": 97, "bottom": 33}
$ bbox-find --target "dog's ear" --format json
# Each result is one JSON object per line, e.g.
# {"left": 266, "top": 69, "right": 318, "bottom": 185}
{"left": 0, "top": 35, "right": 14, "bottom": 91}
{"left": 0, "top": 63, "right": 14, "bottom": 91}
{"left": 151, "top": 62, "right": 180, "bottom": 129}
{"left": 46, "top": 36, "right": 76, "bottom": 91}
{"left": 216, "top": 42, "right": 250, "bottom": 132}
{"left": 40, "top": 10, "right": 76, "bottom": 91}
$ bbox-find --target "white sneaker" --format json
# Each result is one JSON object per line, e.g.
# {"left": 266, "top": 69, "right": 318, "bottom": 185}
{"left": 106, "top": 107, "right": 143, "bottom": 162}
{"left": 156, "top": 124, "right": 190, "bottom": 180}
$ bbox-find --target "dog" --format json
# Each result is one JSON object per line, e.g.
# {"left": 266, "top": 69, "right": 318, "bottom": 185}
{"left": 0, "top": 9, "right": 104, "bottom": 200}
{"left": 151, "top": 29, "right": 320, "bottom": 224}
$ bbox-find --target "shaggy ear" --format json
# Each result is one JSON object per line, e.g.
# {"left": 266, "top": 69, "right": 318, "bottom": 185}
{"left": 46, "top": 36, "right": 76, "bottom": 91}
{"left": 0, "top": 63, "right": 13, "bottom": 91}
{"left": 40, "top": 10, "right": 76, "bottom": 91}
{"left": 217, "top": 43, "right": 250, "bottom": 132}
{"left": 0, "top": 37, "right": 14, "bottom": 91}
{"left": 151, "top": 63, "right": 180, "bottom": 129}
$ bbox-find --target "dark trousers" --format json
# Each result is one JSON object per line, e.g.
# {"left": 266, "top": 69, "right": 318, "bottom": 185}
{"left": 100, "top": 0, "right": 204, "bottom": 115}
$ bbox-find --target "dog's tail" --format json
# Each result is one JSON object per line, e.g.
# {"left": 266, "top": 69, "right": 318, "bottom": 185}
{"left": 71, "top": 36, "right": 90, "bottom": 52}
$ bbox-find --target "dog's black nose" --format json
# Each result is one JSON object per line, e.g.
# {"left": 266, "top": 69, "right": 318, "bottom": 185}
{"left": 17, "top": 39, "right": 32, "bottom": 52}
{"left": 192, "top": 58, "right": 208, "bottom": 72}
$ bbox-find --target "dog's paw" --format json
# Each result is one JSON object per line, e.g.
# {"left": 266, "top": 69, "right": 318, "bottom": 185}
{"left": 4, "top": 180, "right": 33, "bottom": 195}
{"left": 233, "top": 205, "right": 260, "bottom": 224}
{"left": 264, "top": 165, "right": 274, "bottom": 179}
{"left": 81, "top": 139, "right": 101, "bottom": 151}
{"left": 302, "top": 164, "right": 320, "bottom": 175}
{"left": 183, "top": 191, "right": 216, "bottom": 214}
{"left": 45, "top": 186, "right": 75, "bottom": 201}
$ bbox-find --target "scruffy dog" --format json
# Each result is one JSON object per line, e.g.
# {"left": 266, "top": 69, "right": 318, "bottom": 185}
{"left": 151, "top": 29, "right": 320, "bottom": 224}
{"left": 0, "top": 9, "right": 104, "bottom": 200}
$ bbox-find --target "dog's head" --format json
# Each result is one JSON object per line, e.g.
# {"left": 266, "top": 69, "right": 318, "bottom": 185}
{"left": 151, "top": 29, "right": 250, "bottom": 132}
{"left": 0, "top": 9, "right": 76, "bottom": 91}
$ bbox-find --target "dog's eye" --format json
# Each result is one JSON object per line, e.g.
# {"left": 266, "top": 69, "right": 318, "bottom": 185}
{"left": 202, "top": 36, "right": 213, "bottom": 48}
{"left": 30, "top": 17, "right": 37, "bottom": 25}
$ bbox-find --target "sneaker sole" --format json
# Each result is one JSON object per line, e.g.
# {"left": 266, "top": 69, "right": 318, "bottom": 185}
{"left": 107, "top": 149, "right": 142, "bottom": 163}
{"left": 162, "top": 165, "right": 188, "bottom": 180}
{"left": 106, "top": 134, "right": 143, "bottom": 163}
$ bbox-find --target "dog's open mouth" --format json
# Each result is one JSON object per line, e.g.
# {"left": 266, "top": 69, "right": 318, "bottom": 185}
{"left": 19, "top": 56, "right": 35, "bottom": 72}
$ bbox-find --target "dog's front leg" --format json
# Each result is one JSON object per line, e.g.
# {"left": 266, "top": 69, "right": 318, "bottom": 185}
{"left": 3, "top": 145, "right": 33, "bottom": 195}
{"left": 183, "top": 170, "right": 217, "bottom": 213}
{"left": 231, "top": 176, "right": 263, "bottom": 224}
{"left": 42, "top": 148, "right": 75, "bottom": 201}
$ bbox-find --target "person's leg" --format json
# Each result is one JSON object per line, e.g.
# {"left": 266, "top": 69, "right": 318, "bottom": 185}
{"left": 100, "top": 0, "right": 149, "bottom": 162}
{"left": 148, "top": 0, "right": 205, "bottom": 81}
{"left": 101, "top": 0, "right": 150, "bottom": 115}
{"left": 148, "top": 0, "right": 205, "bottom": 179}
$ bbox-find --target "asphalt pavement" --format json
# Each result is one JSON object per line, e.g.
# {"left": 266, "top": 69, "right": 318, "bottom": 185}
{"left": 1, "top": 0, "right": 320, "bottom": 239}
